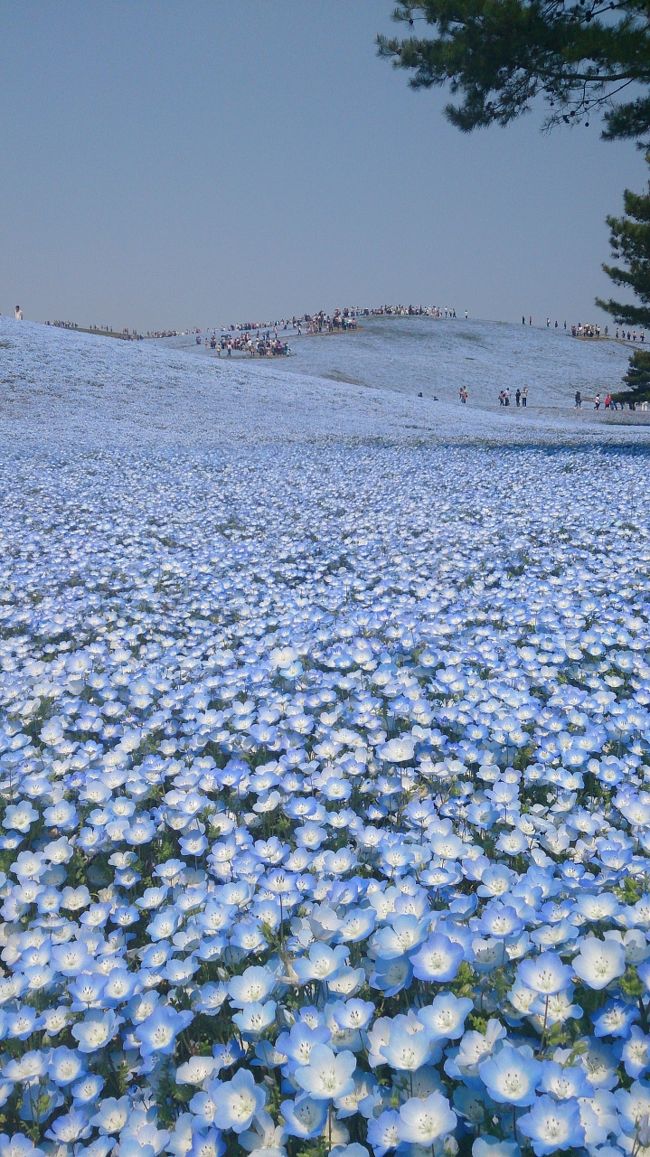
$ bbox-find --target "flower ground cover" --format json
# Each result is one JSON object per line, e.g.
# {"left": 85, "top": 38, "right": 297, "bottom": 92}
{"left": 1, "top": 429, "right": 649, "bottom": 1157}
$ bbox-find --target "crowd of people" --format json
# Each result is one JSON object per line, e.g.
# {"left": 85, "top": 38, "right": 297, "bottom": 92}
{"left": 575, "top": 390, "right": 648, "bottom": 411}
{"left": 44, "top": 320, "right": 143, "bottom": 340}
{"left": 571, "top": 323, "right": 605, "bottom": 338}
{"left": 142, "top": 303, "right": 461, "bottom": 341}
{"left": 498, "top": 387, "right": 528, "bottom": 407}
{"left": 198, "top": 332, "right": 291, "bottom": 357}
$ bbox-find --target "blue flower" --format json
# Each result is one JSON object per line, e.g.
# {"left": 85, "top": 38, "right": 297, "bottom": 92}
{"left": 572, "top": 937, "right": 626, "bottom": 990}
{"left": 379, "top": 1020, "right": 432, "bottom": 1071}
{"left": 134, "top": 1005, "right": 193, "bottom": 1056}
{"left": 281, "top": 1094, "right": 328, "bottom": 1139}
{"left": 479, "top": 1044, "right": 541, "bottom": 1107}
{"left": 410, "top": 931, "right": 464, "bottom": 982}
{"left": 211, "top": 1069, "right": 266, "bottom": 1133}
{"left": 517, "top": 1094, "right": 584, "bottom": 1155}
{"left": 71, "top": 1010, "right": 121, "bottom": 1054}
{"left": 294, "top": 1043, "right": 356, "bottom": 1100}
{"left": 366, "top": 1109, "right": 400, "bottom": 1156}
{"left": 518, "top": 952, "right": 572, "bottom": 995}
{"left": 397, "top": 1091, "right": 457, "bottom": 1145}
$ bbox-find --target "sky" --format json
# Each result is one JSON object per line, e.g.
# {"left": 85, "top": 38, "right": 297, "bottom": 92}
{"left": 2, "top": 1, "right": 648, "bottom": 333}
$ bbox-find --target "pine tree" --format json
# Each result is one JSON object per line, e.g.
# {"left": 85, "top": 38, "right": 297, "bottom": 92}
{"left": 597, "top": 156, "right": 650, "bottom": 403}
{"left": 377, "top": 2, "right": 650, "bottom": 141}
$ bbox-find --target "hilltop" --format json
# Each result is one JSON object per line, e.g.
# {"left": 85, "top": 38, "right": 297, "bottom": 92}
{"left": 0, "top": 313, "right": 647, "bottom": 449}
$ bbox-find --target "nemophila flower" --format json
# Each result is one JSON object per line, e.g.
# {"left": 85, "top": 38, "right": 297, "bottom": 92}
{"left": 71, "top": 1073, "right": 104, "bottom": 1104}
{"left": 281, "top": 1094, "right": 328, "bottom": 1139}
{"left": 293, "top": 943, "right": 349, "bottom": 983}
{"left": 517, "top": 1094, "right": 585, "bottom": 1155}
{"left": 176, "top": 1056, "right": 217, "bottom": 1086}
{"left": 622, "top": 1028, "right": 650, "bottom": 1079}
{"left": 476, "top": 902, "right": 524, "bottom": 940}
{"left": 369, "top": 956, "right": 412, "bottom": 996}
{"left": 47, "top": 1045, "right": 85, "bottom": 1085}
{"left": 45, "top": 1107, "right": 92, "bottom": 1144}
{"left": 0, "top": 1135, "right": 45, "bottom": 1157}
{"left": 92, "top": 1097, "right": 130, "bottom": 1135}
{"left": 71, "top": 1009, "right": 122, "bottom": 1054}
{"left": 6, "top": 1007, "right": 40, "bottom": 1040}
{"left": 397, "top": 1091, "right": 457, "bottom": 1145}
{"left": 232, "top": 999, "right": 276, "bottom": 1036}
{"left": 578, "top": 1088, "right": 619, "bottom": 1146}
{"left": 479, "top": 1044, "right": 541, "bottom": 1107}
{"left": 616, "top": 1080, "right": 650, "bottom": 1135}
{"left": 379, "top": 1020, "right": 431, "bottom": 1071}
{"left": 4, "top": 1050, "right": 45, "bottom": 1083}
{"left": 540, "top": 1061, "right": 589, "bottom": 1099}
{"left": 418, "top": 993, "right": 473, "bottom": 1041}
{"left": 212, "top": 1069, "right": 266, "bottom": 1133}
{"left": 134, "top": 1004, "right": 193, "bottom": 1056}
{"left": 294, "top": 1043, "right": 356, "bottom": 1100}
{"left": 118, "top": 1107, "right": 170, "bottom": 1155}
{"left": 50, "top": 940, "right": 92, "bottom": 975}
{"left": 327, "top": 965, "right": 366, "bottom": 997}
{"left": 573, "top": 936, "right": 626, "bottom": 990}
{"left": 410, "top": 931, "right": 463, "bottom": 982}
{"left": 518, "top": 952, "right": 572, "bottom": 995}
{"left": 472, "top": 1141, "right": 521, "bottom": 1157}
{"left": 228, "top": 965, "right": 275, "bottom": 1007}
{"left": 366, "top": 1109, "right": 400, "bottom": 1157}
{"left": 594, "top": 1000, "right": 639, "bottom": 1038}
{"left": 276, "top": 1020, "right": 330, "bottom": 1067}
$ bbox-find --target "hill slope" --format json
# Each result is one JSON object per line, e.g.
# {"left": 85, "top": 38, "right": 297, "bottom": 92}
{"left": 0, "top": 315, "right": 647, "bottom": 447}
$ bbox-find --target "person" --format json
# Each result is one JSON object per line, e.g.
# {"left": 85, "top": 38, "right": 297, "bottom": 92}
{"left": 14, "top": 305, "right": 22, "bottom": 320}
{"left": 515, "top": 388, "right": 521, "bottom": 407}
{"left": 594, "top": 393, "right": 601, "bottom": 410}
{"left": 575, "top": 390, "right": 582, "bottom": 408}
{"left": 504, "top": 388, "right": 511, "bottom": 406}
{"left": 605, "top": 393, "right": 612, "bottom": 409}
{"left": 522, "top": 386, "right": 528, "bottom": 407}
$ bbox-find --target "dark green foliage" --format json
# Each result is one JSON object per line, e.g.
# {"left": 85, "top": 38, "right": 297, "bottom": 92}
{"left": 597, "top": 155, "right": 650, "bottom": 402}
{"left": 615, "top": 347, "right": 650, "bottom": 403}
{"left": 597, "top": 161, "right": 650, "bottom": 328}
{"left": 377, "top": 2, "right": 650, "bottom": 141}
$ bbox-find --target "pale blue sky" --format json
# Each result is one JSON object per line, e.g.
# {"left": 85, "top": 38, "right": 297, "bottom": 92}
{"left": 2, "top": 1, "right": 647, "bottom": 331}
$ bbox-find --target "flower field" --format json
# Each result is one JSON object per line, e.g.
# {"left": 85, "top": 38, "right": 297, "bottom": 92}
{"left": 1, "top": 428, "right": 649, "bottom": 1157}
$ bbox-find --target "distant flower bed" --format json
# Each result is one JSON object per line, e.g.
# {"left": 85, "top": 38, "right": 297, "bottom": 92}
{"left": 0, "top": 443, "right": 649, "bottom": 1157}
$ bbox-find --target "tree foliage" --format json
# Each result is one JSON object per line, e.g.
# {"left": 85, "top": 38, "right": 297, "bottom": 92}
{"left": 377, "top": 2, "right": 650, "bottom": 141}
{"left": 597, "top": 156, "right": 650, "bottom": 400}
{"left": 597, "top": 158, "right": 650, "bottom": 325}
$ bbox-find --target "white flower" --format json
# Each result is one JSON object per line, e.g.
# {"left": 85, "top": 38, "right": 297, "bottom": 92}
{"left": 397, "top": 1092, "right": 457, "bottom": 1144}
{"left": 573, "top": 937, "right": 626, "bottom": 990}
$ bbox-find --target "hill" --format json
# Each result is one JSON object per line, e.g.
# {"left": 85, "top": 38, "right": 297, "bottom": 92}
{"left": 1, "top": 314, "right": 647, "bottom": 448}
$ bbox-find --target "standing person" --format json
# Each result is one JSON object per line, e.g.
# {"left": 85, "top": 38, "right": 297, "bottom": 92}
{"left": 575, "top": 390, "right": 582, "bottom": 408}
{"left": 515, "top": 388, "right": 521, "bottom": 407}
{"left": 504, "top": 388, "right": 511, "bottom": 406}
{"left": 521, "top": 386, "right": 528, "bottom": 407}
{"left": 594, "top": 393, "right": 601, "bottom": 410}
{"left": 14, "top": 305, "right": 22, "bottom": 320}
